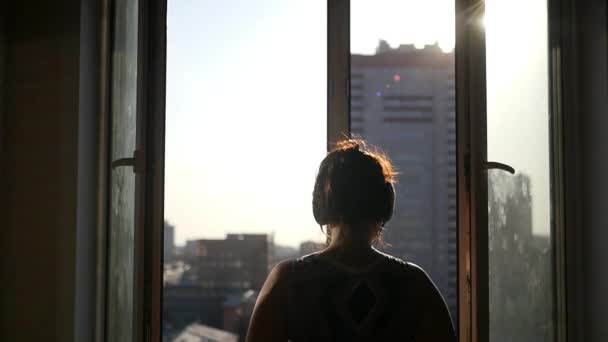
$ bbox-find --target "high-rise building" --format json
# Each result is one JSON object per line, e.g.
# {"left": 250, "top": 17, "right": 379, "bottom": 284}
{"left": 351, "top": 42, "right": 457, "bottom": 317}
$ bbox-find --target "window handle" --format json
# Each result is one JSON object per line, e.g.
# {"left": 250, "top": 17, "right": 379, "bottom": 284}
{"left": 111, "top": 149, "right": 143, "bottom": 173}
{"left": 483, "top": 161, "right": 515, "bottom": 174}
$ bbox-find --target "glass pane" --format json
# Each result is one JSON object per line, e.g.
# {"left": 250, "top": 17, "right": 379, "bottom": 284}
{"left": 162, "top": 1, "right": 326, "bottom": 340}
{"left": 485, "top": 0, "right": 555, "bottom": 340}
{"left": 107, "top": 0, "right": 139, "bottom": 341}
{"left": 350, "top": 0, "right": 457, "bottom": 322}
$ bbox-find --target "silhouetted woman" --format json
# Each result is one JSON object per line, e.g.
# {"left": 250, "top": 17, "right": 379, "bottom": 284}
{"left": 246, "top": 139, "right": 456, "bottom": 342}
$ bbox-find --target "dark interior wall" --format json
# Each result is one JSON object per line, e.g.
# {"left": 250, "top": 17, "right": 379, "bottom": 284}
{"left": 1, "top": 6, "right": 5, "bottom": 168}
{"left": 577, "top": 0, "right": 608, "bottom": 340}
{"left": 0, "top": 0, "right": 81, "bottom": 340}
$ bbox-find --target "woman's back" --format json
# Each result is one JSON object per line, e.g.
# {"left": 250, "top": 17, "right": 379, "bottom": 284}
{"left": 246, "top": 250, "right": 455, "bottom": 342}
{"left": 245, "top": 140, "right": 456, "bottom": 341}
{"left": 285, "top": 252, "right": 454, "bottom": 342}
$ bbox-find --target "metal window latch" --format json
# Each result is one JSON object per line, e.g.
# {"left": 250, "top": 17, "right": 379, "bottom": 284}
{"left": 483, "top": 161, "right": 515, "bottom": 174}
{"left": 111, "top": 149, "right": 143, "bottom": 173}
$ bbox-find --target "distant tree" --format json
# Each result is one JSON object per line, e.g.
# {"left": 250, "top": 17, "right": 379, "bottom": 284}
{"left": 487, "top": 172, "right": 553, "bottom": 342}
{"left": 375, "top": 39, "right": 392, "bottom": 54}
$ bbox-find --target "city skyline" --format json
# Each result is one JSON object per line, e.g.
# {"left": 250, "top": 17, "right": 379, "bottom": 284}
{"left": 165, "top": 0, "right": 549, "bottom": 248}
{"left": 164, "top": 218, "right": 325, "bottom": 251}
{"left": 164, "top": 0, "right": 457, "bottom": 247}
{"left": 348, "top": 41, "right": 458, "bottom": 318}
{"left": 165, "top": 0, "right": 327, "bottom": 247}
{"left": 163, "top": 2, "right": 551, "bottom": 340}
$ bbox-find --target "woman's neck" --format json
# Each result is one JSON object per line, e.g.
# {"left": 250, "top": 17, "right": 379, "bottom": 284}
{"left": 319, "top": 227, "right": 383, "bottom": 270}
{"left": 323, "top": 224, "right": 379, "bottom": 258}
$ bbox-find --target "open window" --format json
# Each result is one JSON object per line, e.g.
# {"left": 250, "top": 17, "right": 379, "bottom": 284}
{"left": 160, "top": 1, "right": 327, "bottom": 341}
{"left": 329, "top": 0, "right": 462, "bottom": 337}
{"left": 101, "top": 0, "right": 567, "bottom": 341}
{"left": 459, "top": 0, "right": 567, "bottom": 341}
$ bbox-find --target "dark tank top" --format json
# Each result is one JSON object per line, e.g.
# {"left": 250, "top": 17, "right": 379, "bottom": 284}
{"left": 285, "top": 252, "right": 420, "bottom": 342}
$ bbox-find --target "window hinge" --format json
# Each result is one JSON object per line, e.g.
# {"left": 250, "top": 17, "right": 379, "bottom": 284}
{"left": 464, "top": 152, "right": 471, "bottom": 193}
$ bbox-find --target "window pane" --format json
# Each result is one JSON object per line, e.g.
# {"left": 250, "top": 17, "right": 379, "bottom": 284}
{"left": 107, "top": 0, "right": 139, "bottom": 341}
{"left": 163, "top": 1, "right": 326, "bottom": 340}
{"left": 350, "top": 0, "right": 457, "bottom": 322}
{"left": 485, "top": 0, "right": 555, "bottom": 340}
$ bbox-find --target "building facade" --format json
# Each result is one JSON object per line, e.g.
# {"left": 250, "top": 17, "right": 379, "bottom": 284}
{"left": 298, "top": 241, "right": 325, "bottom": 257}
{"left": 185, "top": 234, "right": 269, "bottom": 292}
{"left": 164, "top": 234, "right": 269, "bottom": 339}
{"left": 351, "top": 42, "right": 457, "bottom": 317}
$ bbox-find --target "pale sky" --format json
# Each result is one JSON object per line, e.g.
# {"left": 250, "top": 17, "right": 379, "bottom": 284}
{"left": 165, "top": 0, "right": 328, "bottom": 247}
{"left": 485, "top": 0, "right": 551, "bottom": 237}
{"left": 164, "top": 0, "right": 549, "bottom": 247}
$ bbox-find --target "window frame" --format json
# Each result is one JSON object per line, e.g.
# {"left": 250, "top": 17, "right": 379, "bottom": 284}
{"left": 549, "top": 0, "right": 584, "bottom": 340}
{"left": 327, "top": 0, "right": 350, "bottom": 146}
{"left": 327, "top": 1, "right": 569, "bottom": 341}
{"left": 102, "top": 0, "right": 149, "bottom": 340}
{"left": 139, "top": 0, "right": 167, "bottom": 340}
{"left": 547, "top": 0, "right": 572, "bottom": 340}
{"left": 96, "top": 1, "right": 112, "bottom": 341}
{"left": 98, "top": 0, "right": 167, "bottom": 340}
{"left": 128, "top": 0, "right": 571, "bottom": 341}
{"left": 463, "top": 0, "right": 569, "bottom": 341}
{"left": 456, "top": 1, "right": 486, "bottom": 340}
{"left": 454, "top": 0, "right": 483, "bottom": 339}
{"left": 329, "top": 0, "right": 468, "bottom": 339}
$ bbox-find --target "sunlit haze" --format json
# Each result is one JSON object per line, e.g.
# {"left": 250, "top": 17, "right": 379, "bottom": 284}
{"left": 165, "top": 0, "right": 456, "bottom": 246}
{"left": 485, "top": 0, "right": 550, "bottom": 236}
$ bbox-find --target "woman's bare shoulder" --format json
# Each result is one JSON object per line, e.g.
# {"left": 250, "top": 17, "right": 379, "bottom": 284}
{"left": 398, "top": 261, "right": 441, "bottom": 294}
{"left": 246, "top": 260, "right": 294, "bottom": 342}
{"left": 376, "top": 254, "right": 441, "bottom": 296}
{"left": 259, "top": 260, "right": 294, "bottom": 296}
